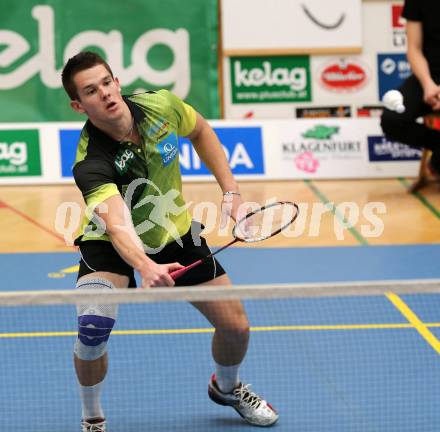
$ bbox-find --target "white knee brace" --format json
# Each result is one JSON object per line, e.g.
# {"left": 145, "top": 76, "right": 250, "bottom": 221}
{"left": 74, "top": 278, "right": 118, "bottom": 361}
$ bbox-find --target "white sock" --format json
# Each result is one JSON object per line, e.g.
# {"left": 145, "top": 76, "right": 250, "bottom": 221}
{"left": 215, "top": 362, "right": 240, "bottom": 393}
{"left": 79, "top": 381, "right": 104, "bottom": 420}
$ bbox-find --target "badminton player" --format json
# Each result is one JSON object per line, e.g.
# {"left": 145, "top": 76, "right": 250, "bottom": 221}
{"left": 61, "top": 51, "right": 278, "bottom": 431}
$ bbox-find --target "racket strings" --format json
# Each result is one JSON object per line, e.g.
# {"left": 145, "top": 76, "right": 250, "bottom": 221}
{"left": 235, "top": 202, "right": 298, "bottom": 242}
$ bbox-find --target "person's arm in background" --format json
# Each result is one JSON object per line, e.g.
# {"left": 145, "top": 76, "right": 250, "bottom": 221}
{"left": 406, "top": 20, "right": 440, "bottom": 110}
{"left": 94, "top": 194, "right": 183, "bottom": 288}
{"left": 186, "top": 112, "right": 246, "bottom": 227}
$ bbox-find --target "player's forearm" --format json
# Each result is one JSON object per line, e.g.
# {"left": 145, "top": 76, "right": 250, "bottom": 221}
{"left": 191, "top": 125, "right": 239, "bottom": 193}
{"left": 407, "top": 48, "right": 435, "bottom": 88}
{"left": 107, "top": 225, "right": 153, "bottom": 272}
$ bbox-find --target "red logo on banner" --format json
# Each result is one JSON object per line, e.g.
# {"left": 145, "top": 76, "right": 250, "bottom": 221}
{"left": 295, "top": 152, "right": 319, "bottom": 173}
{"left": 320, "top": 60, "right": 368, "bottom": 92}
{"left": 392, "top": 5, "right": 404, "bottom": 28}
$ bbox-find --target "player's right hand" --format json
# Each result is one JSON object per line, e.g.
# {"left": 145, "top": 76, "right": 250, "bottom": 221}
{"left": 423, "top": 82, "right": 440, "bottom": 109}
{"left": 138, "top": 261, "right": 184, "bottom": 288}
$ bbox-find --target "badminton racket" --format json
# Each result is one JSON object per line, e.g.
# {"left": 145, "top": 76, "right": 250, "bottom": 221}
{"left": 170, "top": 201, "right": 299, "bottom": 280}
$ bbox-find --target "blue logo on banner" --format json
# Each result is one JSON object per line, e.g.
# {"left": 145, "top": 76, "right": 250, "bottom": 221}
{"left": 157, "top": 133, "right": 178, "bottom": 166}
{"left": 368, "top": 136, "right": 422, "bottom": 161}
{"left": 59, "top": 129, "right": 81, "bottom": 177}
{"left": 60, "top": 127, "right": 265, "bottom": 177}
{"left": 178, "top": 127, "right": 264, "bottom": 175}
{"left": 377, "top": 53, "right": 411, "bottom": 99}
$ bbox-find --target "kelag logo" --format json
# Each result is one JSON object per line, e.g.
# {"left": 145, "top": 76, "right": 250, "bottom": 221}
{"left": 59, "top": 129, "right": 81, "bottom": 177}
{"left": 230, "top": 56, "right": 311, "bottom": 103}
{"left": 377, "top": 54, "right": 411, "bottom": 99}
{"left": 0, "top": 130, "right": 41, "bottom": 176}
{"left": 368, "top": 136, "right": 421, "bottom": 161}
{"left": 179, "top": 127, "right": 264, "bottom": 175}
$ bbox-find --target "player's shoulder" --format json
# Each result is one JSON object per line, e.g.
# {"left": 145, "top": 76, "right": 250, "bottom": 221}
{"left": 127, "top": 89, "right": 180, "bottom": 108}
{"left": 74, "top": 122, "right": 107, "bottom": 165}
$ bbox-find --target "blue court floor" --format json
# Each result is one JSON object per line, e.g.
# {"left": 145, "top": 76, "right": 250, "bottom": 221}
{"left": 1, "top": 245, "right": 440, "bottom": 431}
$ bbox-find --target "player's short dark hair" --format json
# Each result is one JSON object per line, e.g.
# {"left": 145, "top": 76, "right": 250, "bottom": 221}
{"left": 61, "top": 51, "right": 114, "bottom": 100}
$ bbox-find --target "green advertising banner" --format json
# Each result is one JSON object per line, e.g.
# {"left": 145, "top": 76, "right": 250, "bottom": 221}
{"left": 0, "top": 0, "right": 219, "bottom": 121}
{"left": 230, "top": 56, "right": 311, "bottom": 104}
{"left": 0, "top": 130, "right": 41, "bottom": 176}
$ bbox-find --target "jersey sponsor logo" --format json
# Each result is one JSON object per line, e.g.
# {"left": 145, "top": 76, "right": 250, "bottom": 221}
{"left": 368, "top": 136, "right": 421, "bottom": 161}
{"left": 147, "top": 118, "right": 170, "bottom": 140}
{"left": 377, "top": 53, "right": 411, "bottom": 99}
{"left": 0, "top": 130, "right": 41, "bottom": 176}
{"left": 318, "top": 59, "right": 369, "bottom": 93}
{"left": 178, "top": 127, "right": 264, "bottom": 175}
{"left": 157, "top": 133, "right": 178, "bottom": 166}
{"left": 115, "top": 148, "right": 135, "bottom": 174}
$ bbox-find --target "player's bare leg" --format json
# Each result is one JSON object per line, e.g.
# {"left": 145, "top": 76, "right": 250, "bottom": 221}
{"left": 193, "top": 274, "right": 279, "bottom": 426}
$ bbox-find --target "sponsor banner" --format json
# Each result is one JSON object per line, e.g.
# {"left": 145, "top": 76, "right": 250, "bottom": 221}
{"left": 0, "top": 129, "right": 41, "bottom": 176}
{"left": 230, "top": 56, "right": 311, "bottom": 104}
{"left": 0, "top": 0, "right": 219, "bottom": 121}
{"left": 357, "top": 105, "right": 384, "bottom": 118}
{"left": 179, "top": 127, "right": 265, "bottom": 175}
{"left": 0, "top": 119, "right": 421, "bottom": 184}
{"left": 317, "top": 58, "right": 370, "bottom": 93}
{"left": 278, "top": 121, "right": 365, "bottom": 177}
{"left": 296, "top": 106, "right": 351, "bottom": 118}
{"left": 377, "top": 53, "right": 411, "bottom": 99}
{"left": 59, "top": 126, "right": 265, "bottom": 178}
{"left": 60, "top": 129, "right": 81, "bottom": 177}
{"left": 222, "top": 0, "right": 362, "bottom": 53}
{"left": 368, "top": 136, "right": 422, "bottom": 162}
{"left": 392, "top": 4, "right": 406, "bottom": 48}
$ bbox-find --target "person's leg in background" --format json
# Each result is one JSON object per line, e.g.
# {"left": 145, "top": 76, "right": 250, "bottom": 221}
{"left": 380, "top": 74, "right": 440, "bottom": 173}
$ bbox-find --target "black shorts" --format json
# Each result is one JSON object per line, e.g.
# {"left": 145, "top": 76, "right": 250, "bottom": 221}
{"left": 77, "top": 222, "right": 226, "bottom": 287}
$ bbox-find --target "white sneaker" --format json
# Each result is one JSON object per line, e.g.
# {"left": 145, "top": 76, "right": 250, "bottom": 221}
{"left": 81, "top": 419, "right": 107, "bottom": 432}
{"left": 208, "top": 374, "right": 279, "bottom": 426}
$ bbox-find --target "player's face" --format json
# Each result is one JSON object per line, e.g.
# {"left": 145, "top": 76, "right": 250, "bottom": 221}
{"left": 70, "top": 64, "right": 124, "bottom": 121}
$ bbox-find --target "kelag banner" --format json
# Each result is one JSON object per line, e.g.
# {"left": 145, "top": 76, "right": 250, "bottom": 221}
{"left": 0, "top": 0, "right": 219, "bottom": 121}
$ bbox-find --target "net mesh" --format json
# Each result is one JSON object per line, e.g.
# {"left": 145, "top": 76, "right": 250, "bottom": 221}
{"left": 1, "top": 280, "right": 440, "bottom": 432}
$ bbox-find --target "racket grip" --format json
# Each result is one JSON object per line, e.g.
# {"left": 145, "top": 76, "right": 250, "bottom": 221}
{"left": 170, "top": 259, "right": 203, "bottom": 280}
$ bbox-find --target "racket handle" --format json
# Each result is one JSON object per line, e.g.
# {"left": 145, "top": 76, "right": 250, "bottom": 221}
{"left": 170, "top": 259, "right": 203, "bottom": 280}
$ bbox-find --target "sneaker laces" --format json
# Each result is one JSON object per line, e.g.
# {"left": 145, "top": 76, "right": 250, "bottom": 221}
{"left": 81, "top": 421, "right": 106, "bottom": 432}
{"left": 233, "top": 383, "right": 262, "bottom": 409}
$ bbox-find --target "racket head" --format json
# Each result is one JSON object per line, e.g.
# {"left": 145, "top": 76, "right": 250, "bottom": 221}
{"left": 232, "top": 201, "right": 299, "bottom": 243}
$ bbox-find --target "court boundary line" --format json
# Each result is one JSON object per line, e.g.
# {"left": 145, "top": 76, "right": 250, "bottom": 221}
{"left": 397, "top": 178, "right": 440, "bottom": 219}
{"left": 0, "top": 199, "right": 67, "bottom": 244}
{"left": 386, "top": 292, "right": 440, "bottom": 355}
{"left": 303, "top": 180, "right": 368, "bottom": 245}
{"left": 1, "top": 322, "right": 437, "bottom": 339}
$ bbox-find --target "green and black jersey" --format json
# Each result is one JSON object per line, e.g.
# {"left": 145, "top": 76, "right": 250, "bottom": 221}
{"left": 73, "top": 90, "right": 196, "bottom": 250}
